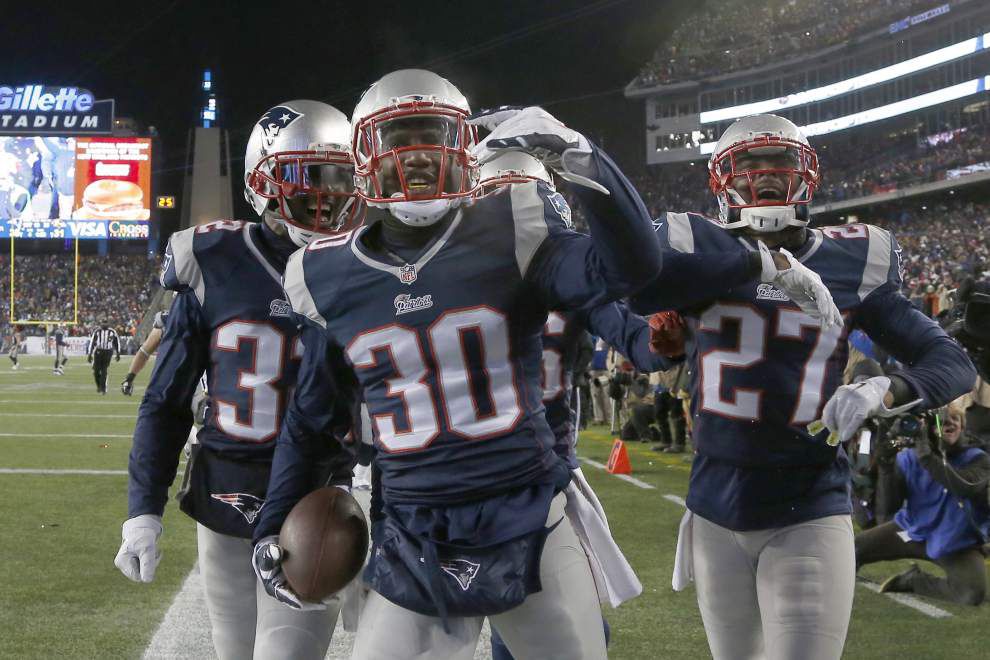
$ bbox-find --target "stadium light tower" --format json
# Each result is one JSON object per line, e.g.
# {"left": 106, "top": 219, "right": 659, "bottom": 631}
{"left": 180, "top": 69, "right": 233, "bottom": 229}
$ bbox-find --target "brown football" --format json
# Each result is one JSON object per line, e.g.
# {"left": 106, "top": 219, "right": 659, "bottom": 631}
{"left": 280, "top": 487, "right": 369, "bottom": 602}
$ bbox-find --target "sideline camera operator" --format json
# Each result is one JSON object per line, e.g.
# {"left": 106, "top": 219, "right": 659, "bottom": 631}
{"left": 854, "top": 401, "right": 990, "bottom": 605}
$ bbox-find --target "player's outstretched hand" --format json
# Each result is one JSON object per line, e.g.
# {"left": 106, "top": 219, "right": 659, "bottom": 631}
{"left": 253, "top": 536, "right": 327, "bottom": 611}
{"left": 114, "top": 514, "right": 163, "bottom": 583}
{"left": 121, "top": 373, "right": 135, "bottom": 396}
{"left": 758, "top": 241, "right": 842, "bottom": 330}
{"left": 648, "top": 311, "right": 687, "bottom": 357}
{"left": 467, "top": 106, "right": 608, "bottom": 194}
{"left": 115, "top": 354, "right": 120, "bottom": 362}
{"left": 87, "top": 354, "right": 93, "bottom": 363}
{"left": 822, "top": 376, "right": 921, "bottom": 444}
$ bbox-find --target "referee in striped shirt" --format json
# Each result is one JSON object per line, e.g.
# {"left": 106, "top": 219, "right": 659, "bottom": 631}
{"left": 88, "top": 322, "right": 120, "bottom": 395}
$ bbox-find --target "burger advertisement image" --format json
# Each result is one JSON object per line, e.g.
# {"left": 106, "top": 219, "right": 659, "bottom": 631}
{"left": 72, "top": 137, "right": 151, "bottom": 220}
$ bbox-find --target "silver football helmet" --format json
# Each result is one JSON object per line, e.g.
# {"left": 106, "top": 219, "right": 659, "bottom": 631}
{"left": 351, "top": 69, "right": 479, "bottom": 227}
{"left": 244, "top": 100, "right": 361, "bottom": 246}
{"left": 708, "top": 114, "right": 820, "bottom": 233}
{"left": 476, "top": 151, "right": 553, "bottom": 197}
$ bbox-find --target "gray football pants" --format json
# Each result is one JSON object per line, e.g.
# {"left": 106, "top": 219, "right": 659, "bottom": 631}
{"left": 350, "top": 493, "right": 607, "bottom": 660}
{"left": 692, "top": 513, "right": 855, "bottom": 660}
{"left": 196, "top": 524, "right": 338, "bottom": 660}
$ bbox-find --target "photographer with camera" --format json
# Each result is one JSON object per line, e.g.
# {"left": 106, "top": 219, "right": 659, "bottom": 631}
{"left": 854, "top": 401, "right": 990, "bottom": 605}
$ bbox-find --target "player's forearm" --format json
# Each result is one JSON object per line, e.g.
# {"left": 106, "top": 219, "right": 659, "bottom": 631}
{"left": 587, "top": 304, "right": 673, "bottom": 373}
{"left": 629, "top": 251, "right": 757, "bottom": 315}
{"left": 570, "top": 146, "right": 662, "bottom": 290}
{"left": 860, "top": 292, "right": 977, "bottom": 408}
{"left": 128, "top": 399, "right": 194, "bottom": 516}
{"left": 128, "top": 350, "right": 148, "bottom": 376}
{"left": 252, "top": 422, "right": 322, "bottom": 542}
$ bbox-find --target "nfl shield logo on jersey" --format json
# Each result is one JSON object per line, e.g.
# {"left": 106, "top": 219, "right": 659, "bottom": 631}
{"left": 399, "top": 264, "right": 417, "bottom": 285}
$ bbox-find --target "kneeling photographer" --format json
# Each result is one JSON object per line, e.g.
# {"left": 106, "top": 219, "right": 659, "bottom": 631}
{"left": 854, "top": 401, "right": 990, "bottom": 605}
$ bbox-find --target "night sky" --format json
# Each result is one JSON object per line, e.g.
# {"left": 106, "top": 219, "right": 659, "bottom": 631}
{"left": 1, "top": 0, "right": 695, "bottom": 237}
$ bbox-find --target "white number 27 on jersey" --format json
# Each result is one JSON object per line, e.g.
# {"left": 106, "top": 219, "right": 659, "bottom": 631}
{"left": 699, "top": 303, "right": 843, "bottom": 425}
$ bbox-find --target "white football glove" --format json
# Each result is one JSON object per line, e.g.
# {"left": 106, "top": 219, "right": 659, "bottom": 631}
{"left": 252, "top": 535, "right": 326, "bottom": 611}
{"left": 467, "top": 106, "right": 608, "bottom": 194}
{"left": 822, "top": 376, "right": 922, "bottom": 444}
{"left": 114, "top": 514, "right": 163, "bottom": 583}
{"left": 758, "top": 241, "right": 842, "bottom": 329}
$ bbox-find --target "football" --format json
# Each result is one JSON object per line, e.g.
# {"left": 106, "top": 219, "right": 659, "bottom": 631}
{"left": 279, "top": 487, "right": 370, "bottom": 602}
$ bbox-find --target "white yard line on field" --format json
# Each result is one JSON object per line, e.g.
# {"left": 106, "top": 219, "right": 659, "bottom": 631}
{"left": 580, "top": 453, "right": 953, "bottom": 620}
{"left": 0, "top": 412, "right": 135, "bottom": 418}
{"left": 579, "top": 457, "right": 656, "bottom": 490}
{"left": 0, "top": 468, "right": 127, "bottom": 475}
{"left": 857, "top": 580, "right": 953, "bottom": 619}
{"left": 0, "top": 433, "right": 131, "bottom": 438}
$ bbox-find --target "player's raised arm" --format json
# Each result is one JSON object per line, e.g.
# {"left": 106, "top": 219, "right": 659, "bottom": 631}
{"left": 468, "top": 106, "right": 660, "bottom": 307}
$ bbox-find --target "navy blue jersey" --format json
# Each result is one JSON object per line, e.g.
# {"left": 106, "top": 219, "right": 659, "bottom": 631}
{"left": 541, "top": 303, "right": 671, "bottom": 467}
{"left": 128, "top": 220, "right": 328, "bottom": 518}
{"left": 631, "top": 213, "right": 976, "bottom": 530}
{"left": 54, "top": 329, "right": 66, "bottom": 346}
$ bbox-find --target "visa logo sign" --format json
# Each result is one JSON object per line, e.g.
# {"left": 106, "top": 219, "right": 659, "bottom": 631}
{"left": 68, "top": 221, "right": 108, "bottom": 238}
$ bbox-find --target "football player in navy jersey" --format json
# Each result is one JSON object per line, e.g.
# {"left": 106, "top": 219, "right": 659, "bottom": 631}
{"left": 478, "top": 153, "right": 679, "bottom": 659}
{"left": 631, "top": 114, "right": 977, "bottom": 660}
{"left": 251, "top": 71, "right": 841, "bottom": 660}
{"left": 113, "top": 101, "right": 361, "bottom": 660}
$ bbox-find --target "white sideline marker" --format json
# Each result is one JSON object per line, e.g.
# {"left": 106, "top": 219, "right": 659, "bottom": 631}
{"left": 0, "top": 468, "right": 126, "bottom": 475}
{"left": 579, "top": 457, "right": 656, "bottom": 490}
{"left": 0, "top": 412, "right": 135, "bottom": 418}
{"left": 580, "top": 453, "right": 953, "bottom": 620}
{"left": 0, "top": 433, "right": 131, "bottom": 438}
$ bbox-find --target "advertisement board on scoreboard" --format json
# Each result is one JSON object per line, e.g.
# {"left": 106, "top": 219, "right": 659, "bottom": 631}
{"left": 0, "top": 135, "right": 152, "bottom": 237}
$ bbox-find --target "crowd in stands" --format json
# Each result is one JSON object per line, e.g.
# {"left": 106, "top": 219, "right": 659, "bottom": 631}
{"left": 819, "top": 125, "right": 990, "bottom": 200}
{"left": 633, "top": 0, "right": 952, "bottom": 87}
{"left": 868, "top": 199, "right": 990, "bottom": 314}
{"left": 0, "top": 254, "right": 159, "bottom": 337}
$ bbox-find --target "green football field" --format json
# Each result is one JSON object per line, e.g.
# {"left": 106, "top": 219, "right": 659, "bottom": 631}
{"left": 0, "top": 355, "right": 986, "bottom": 659}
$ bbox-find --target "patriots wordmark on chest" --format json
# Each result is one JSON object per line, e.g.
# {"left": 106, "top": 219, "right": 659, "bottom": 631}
{"left": 269, "top": 299, "right": 291, "bottom": 318}
{"left": 394, "top": 293, "right": 433, "bottom": 316}
{"left": 755, "top": 283, "right": 790, "bottom": 302}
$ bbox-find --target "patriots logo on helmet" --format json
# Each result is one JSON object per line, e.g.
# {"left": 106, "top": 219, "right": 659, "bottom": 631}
{"left": 210, "top": 493, "right": 265, "bottom": 524}
{"left": 440, "top": 558, "right": 480, "bottom": 591}
{"left": 258, "top": 106, "right": 303, "bottom": 148}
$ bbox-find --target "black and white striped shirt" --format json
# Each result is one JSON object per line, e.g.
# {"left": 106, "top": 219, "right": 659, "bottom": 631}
{"left": 89, "top": 327, "right": 120, "bottom": 354}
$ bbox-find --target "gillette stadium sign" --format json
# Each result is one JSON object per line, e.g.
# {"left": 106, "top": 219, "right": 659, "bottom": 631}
{"left": 0, "top": 85, "right": 114, "bottom": 135}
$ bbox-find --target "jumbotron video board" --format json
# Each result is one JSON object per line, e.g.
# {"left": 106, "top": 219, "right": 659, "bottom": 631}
{"left": 0, "top": 85, "right": 152, "bottom": 239}
{"left": 0, "top": 136, "right": 152, "bottom": 239}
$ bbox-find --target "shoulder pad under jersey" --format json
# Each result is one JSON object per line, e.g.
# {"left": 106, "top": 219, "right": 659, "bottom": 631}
{"left": 159, "top": 220, "right": 247, "bottom": 304}
{"left": 283, "top": 247, "right": 328, "bottom": 329}
{"left": 506, "top": 180, "right": 572, "bottom": 278}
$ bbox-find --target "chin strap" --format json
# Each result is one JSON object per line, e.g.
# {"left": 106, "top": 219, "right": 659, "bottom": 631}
{"left": 378, "top": 198, "right": 457, "bottom": 227}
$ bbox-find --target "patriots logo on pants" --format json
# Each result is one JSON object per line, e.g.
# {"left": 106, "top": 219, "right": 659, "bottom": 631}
{"left": 210, "top": 493, "right": 265, "bottom": 524}
{"left": 440, "top": 558, "right": 481, "bottom": 591}
{"left": 257, "top": 106, "right": 303, "bottom": 148}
